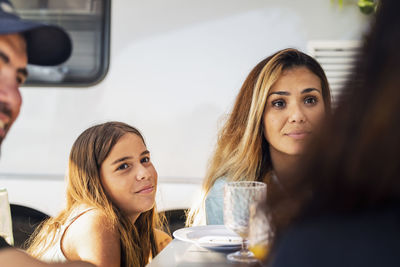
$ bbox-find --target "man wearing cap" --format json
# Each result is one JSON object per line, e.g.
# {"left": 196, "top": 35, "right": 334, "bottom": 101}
{"left": 0, "top": 0, "right": 93, "bottom": 266}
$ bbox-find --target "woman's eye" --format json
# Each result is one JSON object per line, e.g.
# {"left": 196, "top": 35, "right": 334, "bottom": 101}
{"left": 272, "top": 100, "right": 286, "bottom": 108}
{"left": 304, "top": 96, "right": 317, "bottom": 105}
{"left": 141, "top": 157, "right": 150, "bottom": 164}
{"left": 117, "top": 163, "right": 129, "bottom": 171}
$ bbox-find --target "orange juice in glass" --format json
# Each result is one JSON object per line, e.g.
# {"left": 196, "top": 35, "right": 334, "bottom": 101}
{"left": 249, "top": 241, "right": 270, "bottom": 261}
{"left": 248, "top": 200, "right": 270, "bottom": 261}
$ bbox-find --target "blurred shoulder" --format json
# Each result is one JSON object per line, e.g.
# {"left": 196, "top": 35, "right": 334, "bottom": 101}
{"left": 269, "top": 209, "right": 400, "bottom": 267}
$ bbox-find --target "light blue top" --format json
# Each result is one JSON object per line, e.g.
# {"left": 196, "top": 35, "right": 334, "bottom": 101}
{"left": 205, "top": 177, "right": 228, "bottom": 225}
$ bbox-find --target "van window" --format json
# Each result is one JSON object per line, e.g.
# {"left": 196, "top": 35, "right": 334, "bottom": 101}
{"left": 12, "top": 0, "right": 111, "bottom": 87}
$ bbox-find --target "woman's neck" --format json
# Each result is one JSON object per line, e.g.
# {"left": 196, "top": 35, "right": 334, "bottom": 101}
{"left": 129, "top": 213, "right": 140, "bottom": 224}
{"left": 269, "top": 147, "right": 300, "bottom": 179}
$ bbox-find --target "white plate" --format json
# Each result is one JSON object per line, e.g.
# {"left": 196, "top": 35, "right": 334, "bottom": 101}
{"left": 173, "top": 225, "right": 242, "bottom": 250}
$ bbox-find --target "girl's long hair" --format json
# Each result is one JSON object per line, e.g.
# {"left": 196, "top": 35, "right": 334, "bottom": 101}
{"left": 27, "top": 121, "right": 166, "bottom": 267}
{"left": 186, "top": 48, "right": 331, "bottom": 226}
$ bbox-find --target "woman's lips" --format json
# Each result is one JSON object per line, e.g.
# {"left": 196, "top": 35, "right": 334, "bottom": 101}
{"left": 285, "top": 132, "right": 310, "bottom": 140}
{"left": 135, "top": 185, "right": 154, "bottom": 194}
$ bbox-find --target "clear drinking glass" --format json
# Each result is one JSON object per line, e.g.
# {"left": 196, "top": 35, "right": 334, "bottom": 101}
{"left": 0, "top": 188, "right": 14, "bottom": 245}
{"left": 224, "top": 181, "right": 267, "bottom": 263}
{"left": 248, "top": 199, "right": 271, "bottom": 261}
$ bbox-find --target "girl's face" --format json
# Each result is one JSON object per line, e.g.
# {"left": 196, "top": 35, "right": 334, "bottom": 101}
{"left": 100, "top": 133, "right": 157, "bottom": 221}
{"left": 263, "top": 66, "right": 326, "bottom": 156}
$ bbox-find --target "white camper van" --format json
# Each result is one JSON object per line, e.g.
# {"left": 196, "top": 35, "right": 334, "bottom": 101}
{"left": 0, "top": 0, "right": 368, "bottom": 247}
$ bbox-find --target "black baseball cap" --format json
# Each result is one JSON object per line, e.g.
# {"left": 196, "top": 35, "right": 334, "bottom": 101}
{"left": 0, "top": 0, "right": 72, "bottom": 66}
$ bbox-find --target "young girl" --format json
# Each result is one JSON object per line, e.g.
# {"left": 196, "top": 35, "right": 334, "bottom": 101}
{"left": 27, "top": 122, "right": 171, "bottom": 267}
{"left": 187, "top": 48, "right": 332, "bottom": 226}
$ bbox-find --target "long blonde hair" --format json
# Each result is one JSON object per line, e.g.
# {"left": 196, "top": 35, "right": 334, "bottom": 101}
{"left": 27, "top": 122, "right": 166, "bottom": 267}
{"left": 186, "top": 48, "right": 331, "bottom": 226}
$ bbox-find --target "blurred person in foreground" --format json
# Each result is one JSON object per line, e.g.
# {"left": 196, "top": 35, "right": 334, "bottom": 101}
{"left": 0, "top": 0, "right": 93, "bottom": 266}
{"left": 266, "top": 0, "right": 400, "bottom": 266}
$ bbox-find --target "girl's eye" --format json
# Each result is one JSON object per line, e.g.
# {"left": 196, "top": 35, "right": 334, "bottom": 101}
{"left": 17, "top": 74, "right": 26, "bottom": 85}
{"left": 272, "top": 100, "right": 286, "bottom": 109}
{"left": 141, "top": 157, "right": 150, "bottom": 164}
{"left": 117, "top": 163, "right": 129, "bottom": 171}
{"left": 304, "top": 96, "right": 317, "bottom": 105}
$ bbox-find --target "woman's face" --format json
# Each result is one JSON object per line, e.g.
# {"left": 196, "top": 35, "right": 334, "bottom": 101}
{"left": 263, "top": 66, "right": 326, "bottom": 156}
{"left": 100, "top": 133, "right": 157, "bottom": 221}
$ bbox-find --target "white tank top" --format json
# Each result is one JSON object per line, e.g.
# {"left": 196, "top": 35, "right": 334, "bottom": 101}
{"left": 39, "top": 207, "right": 94, "bottom": 263}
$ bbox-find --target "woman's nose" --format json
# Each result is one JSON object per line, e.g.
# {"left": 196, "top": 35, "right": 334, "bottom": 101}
{"left": 288, "top": 104, "right": 306, "bottom": 123}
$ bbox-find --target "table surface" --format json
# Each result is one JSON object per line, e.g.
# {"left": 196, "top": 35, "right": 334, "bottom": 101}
{"left": 147, "top": 239, "right": 263, "bottom": 267}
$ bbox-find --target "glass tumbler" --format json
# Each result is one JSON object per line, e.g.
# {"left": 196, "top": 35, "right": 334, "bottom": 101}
{"left": 224, "top": 181, "right": 266, "bottom": 263}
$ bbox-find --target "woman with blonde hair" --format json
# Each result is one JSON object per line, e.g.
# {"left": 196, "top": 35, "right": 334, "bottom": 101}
{"left": 27, "top": 122, "right": 171, "bottom": 267}
{"left": 187, "top": 48, "right": 331, "bottom": 226}
{"left": 268, "top": 1, "right": 400, "bottom": 266}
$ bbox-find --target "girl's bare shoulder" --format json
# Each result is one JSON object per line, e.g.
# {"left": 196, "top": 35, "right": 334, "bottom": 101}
{"left": 62, "top": 208, "right": 120, "bottom": 266}
{"left": 154, "top": 229, "right": 172, "bottom": 251}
